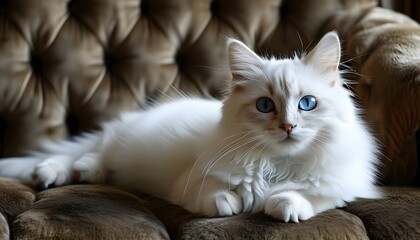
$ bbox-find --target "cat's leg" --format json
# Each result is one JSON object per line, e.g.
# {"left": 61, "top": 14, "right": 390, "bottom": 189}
{"left": 236, "top": 183, "right": 254, "bottom": 212}
{"left": 34, "top": 155, "right": 75, "bottom": 188}
{"left": 183, "top": 177, "right": 243, "bottom": 217}
{"left": 73, "top": 152, "right": 105, "bottom": 183}
{"left": 0, "top": 157, "right": 43, "bottom": 183}
{"left": 264, "top": 191, "right": 315, "bottom": 223}
{"left": 213, "top": 190, "right": 243, "bottom": 216}
{"left": 236, "top": 180, "right": 268, "bottom": 213}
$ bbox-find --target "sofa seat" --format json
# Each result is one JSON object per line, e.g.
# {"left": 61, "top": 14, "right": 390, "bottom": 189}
{"left": 1, "top": 179, "right": 418, "bottom": 239}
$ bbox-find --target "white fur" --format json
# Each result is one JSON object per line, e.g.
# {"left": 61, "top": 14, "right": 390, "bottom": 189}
{"left": 0, "top": 32, "right": 381, "bottom": 222}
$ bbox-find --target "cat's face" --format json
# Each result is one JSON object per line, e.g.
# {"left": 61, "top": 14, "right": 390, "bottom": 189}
{"left": 223, "top": 32, "right": 356, "bottom": 157}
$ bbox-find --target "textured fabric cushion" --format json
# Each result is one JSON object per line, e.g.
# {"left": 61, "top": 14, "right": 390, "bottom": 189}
{"left": 344, "top": 187, "right": 420, "bottom": 240}
{"left": 173, "top": 211, "right": 368, "bottom": 240}
{"left": 0, "top": 178, "right": 35, "bottom": 239}
{"left": 12, "top": 185, "right": 169, "bottom": 239}
{"left": 0, "top": 214, "right": 8, "bottom": 240}
{"left": 0, "top": 177, "right": 35, "bottom": 222}
{"left": 142, "top": 194, "right": 369, "bottom": 240}
{"left": 173, "top": 211, "right": 369, "bottom": 239}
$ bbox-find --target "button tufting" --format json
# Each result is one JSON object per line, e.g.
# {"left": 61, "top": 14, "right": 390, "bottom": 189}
{"left": 279, "top": 2, "right": 289, "bottom": 18}
{"left": 0, "top": 0, "right": 6, "bottom": 14}
{"left": 140, "top": 0, "right": 149, "bottom": 16}
{"left": 30, "top": 53, "right": 43, "bottom": 74}
{"left": 210, "top": 0, "right": 220, "bottom": 16}
{"left": 67, "top": 0, "right": 76, "bottom": 14}
{"left": 65, "top": 115, "right": 80, "bottom": 136}
{"left": 104, "top": 53, "right": 115, "bottom": 72}
{"left": 175, "top": 52, "right": 187, "bottom": 72}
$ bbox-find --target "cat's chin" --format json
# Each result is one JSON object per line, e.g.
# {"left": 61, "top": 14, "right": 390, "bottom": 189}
{"left": 283, "top": 135, "right": 297, "bottom": 143}
{"left": 269, "top": 137, "right": 301, "bottom": 157}
{"left": 272, "top": 133, "right": 300, "bottom": 145}
{"left": 281, "top": 137, "right": 301, "bottom": 148}
{"left": 267, "top": 135, "right": 310, "bottom": 156}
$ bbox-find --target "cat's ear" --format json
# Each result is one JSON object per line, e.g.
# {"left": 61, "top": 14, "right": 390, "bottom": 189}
{"left": 227, "top": 39, "right": 263, "bottom": 81}
{"left": 303, "top": 31, "right": 341, "bottom": 74}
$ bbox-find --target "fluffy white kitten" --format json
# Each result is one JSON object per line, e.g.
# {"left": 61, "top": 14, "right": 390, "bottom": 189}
{"left": 0, "top": 31, "right": 381, "bottom": 222}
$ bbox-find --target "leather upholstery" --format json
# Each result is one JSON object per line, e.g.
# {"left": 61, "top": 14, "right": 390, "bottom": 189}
{"left": 0, "top": 0, "right": 377, "bottom": 156}
{"left": 0, "top": 0, "right": 419, "bottom": 239}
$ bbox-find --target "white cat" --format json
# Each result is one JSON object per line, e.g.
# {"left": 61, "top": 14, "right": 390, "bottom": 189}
{"left": 0, "top": 31, "right": 381, "bottom": 222}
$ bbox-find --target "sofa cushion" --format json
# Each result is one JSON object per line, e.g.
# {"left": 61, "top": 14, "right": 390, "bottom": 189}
{"left": 0, "top": 177, "right": 35, "bottom": 221}
{"left": 0, "top": 177, "right": 35, "bottom": 240}
{"left": 344, "top": 187, "right": 420, "bottom": 240}
{"left": 0, "top": 214, "right": 9, "bottom": 240}
{"left": 174, "top": 210, "right": 369, "bottom": 240}
{"left": 12, "top": 185, "right": 169, "bottom": 240}
{"left": 143, "top": 195, "right": 369, "bottom": 240}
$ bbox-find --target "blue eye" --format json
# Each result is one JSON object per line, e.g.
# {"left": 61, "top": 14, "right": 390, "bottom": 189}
{"left": 298, "top": 95, "right": 317, "bottom": 111}
{"left": 256, "top": 97, "right": 275, "bottom": 113}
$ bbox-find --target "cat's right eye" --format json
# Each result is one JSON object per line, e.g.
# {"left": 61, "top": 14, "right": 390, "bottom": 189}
{"left": 298, "top": 95, "right": 317, "bottom": 111}
{"left": 256, "top": 97, "right": 275, "bottom": 113}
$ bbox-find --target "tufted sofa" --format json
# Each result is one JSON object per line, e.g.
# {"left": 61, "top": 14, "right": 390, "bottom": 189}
{"left": 0, "top": 0, "right": 419, "bottom": 239}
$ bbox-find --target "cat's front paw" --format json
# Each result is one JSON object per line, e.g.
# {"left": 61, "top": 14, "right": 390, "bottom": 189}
{"left": 264, "top": 192, "right": 314, "bottom": 223}
{"left": 200, "top": 190, "right": 243, "bottom": 217}
{"left": 73, "top": 153, "right": 105, "bottom": 183}
{"left": 33, "top": 156, "right": 74, "bottom": 188}
{"left": 215, "top": 191, "right": 243, "bottom": 216}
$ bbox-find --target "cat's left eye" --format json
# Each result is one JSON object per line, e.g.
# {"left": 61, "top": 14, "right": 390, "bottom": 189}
{"left": 256, "top": 97, "right": 275, "bottom": 113}
{"left": 298, "top": 95, "right": 317, "bottom": 111}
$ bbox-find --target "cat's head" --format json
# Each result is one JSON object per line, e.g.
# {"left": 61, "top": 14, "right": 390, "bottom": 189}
{"left": 222, "top": 32, "right": 357, "bottom": 157}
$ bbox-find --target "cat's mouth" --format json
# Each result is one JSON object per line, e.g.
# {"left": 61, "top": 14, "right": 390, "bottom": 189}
{"left": 266, "top": 129, "right": 300, "bottom": 145}
{"left": 282, "top": 135, "right": 297, "bottom": 144}
{"left": 272, "top": 133, "right": 298, "bottom": 145}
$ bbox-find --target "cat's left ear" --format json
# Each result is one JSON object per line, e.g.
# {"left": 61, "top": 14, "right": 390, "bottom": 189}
{"left": 227, "top": 39, "right": 263, "bottom": 81}
{"left": 303, "top": 31, "right": 341, "bottom": 74}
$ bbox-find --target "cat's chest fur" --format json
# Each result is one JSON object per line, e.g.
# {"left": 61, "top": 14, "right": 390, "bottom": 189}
{"left": 208, "top": 151, "right": 321, "bottom": 213}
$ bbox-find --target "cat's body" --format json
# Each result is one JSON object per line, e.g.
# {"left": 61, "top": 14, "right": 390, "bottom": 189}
{"left": 0, "top": 32, "right": 381, "bottom": 222}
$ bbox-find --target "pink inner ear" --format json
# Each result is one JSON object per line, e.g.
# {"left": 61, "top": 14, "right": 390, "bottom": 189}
{"left": 328, "top": 74, "right": 340, "bottom": 87}
{"left": 303, "top": 32, "right": 341, "bottom": 74}
{"left": 232, "top": 83, "right": 245, "bottom": 93}
{"left": 227, "top": 39, "right": 264, "bottom": 82}
{"left": 328, "top": 64, "right": 339, "bottom": 73}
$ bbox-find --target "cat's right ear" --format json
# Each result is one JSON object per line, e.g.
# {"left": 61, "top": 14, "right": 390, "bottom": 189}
{"left": 303, "top": 31, "right": 341, "bottom": 74}
{"left": 227, "top": 39, "right": 263, "bottom": 82}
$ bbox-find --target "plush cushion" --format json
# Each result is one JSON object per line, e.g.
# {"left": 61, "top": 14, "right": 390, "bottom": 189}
{"left": 12, "top": 185, "right": 169, "bottom": 239}
{"left": 2, "top": 182, "right": 419, "bottom": 240}
{"left": 0, "top": 177, "right": 35, "bottom": 222}
{"left": 344, "top": 187, "right": 420, "bottom": 240}
{"left": 142, "top": 187, "right": 420, "bottom": 240}
{"left": 142, "top": 194, "right": 369, "bottom": 240}
{"left": 170, "top": 211, "right": 368, "bottom": 239}
{"left": 0, "top": 178, "right": 35, "bottom": 239}
{"left": 0, "top": 214, "right": 9, "bottom": 240}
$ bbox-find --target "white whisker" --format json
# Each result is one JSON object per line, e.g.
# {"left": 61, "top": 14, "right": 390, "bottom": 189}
{"left": 181, "top": 130, "right": 259, "bottom": 205}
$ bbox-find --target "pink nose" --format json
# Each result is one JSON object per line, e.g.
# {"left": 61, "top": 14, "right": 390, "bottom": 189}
{"left": 280, "top": 124, "right": 296, "bottom": 135}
